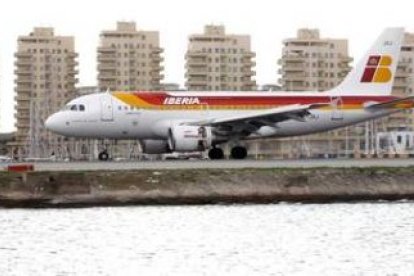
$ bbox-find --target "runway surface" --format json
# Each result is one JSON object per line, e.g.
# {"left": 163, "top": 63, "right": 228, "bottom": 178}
{"left": 2, "top": 158, "right": 414, "bottom": 171}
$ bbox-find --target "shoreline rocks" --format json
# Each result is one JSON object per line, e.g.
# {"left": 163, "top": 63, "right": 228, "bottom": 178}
{"left": 1, "top": 167, "right": 414, "bottom": 208}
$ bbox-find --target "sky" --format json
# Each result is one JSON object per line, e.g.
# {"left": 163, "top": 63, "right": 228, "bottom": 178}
{"left": 0, "top": 0, "right": 413, "bottom": 132}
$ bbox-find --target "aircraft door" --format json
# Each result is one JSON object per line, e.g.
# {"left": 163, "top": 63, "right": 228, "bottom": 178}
{"left": 100, "top": 95, "right": 114, "bottom": 121}
{"left": 201, "top": 102, "right": 210, "bottom": 120}
{"left": 330, "top": 96, "right": 344, "bottom": 121}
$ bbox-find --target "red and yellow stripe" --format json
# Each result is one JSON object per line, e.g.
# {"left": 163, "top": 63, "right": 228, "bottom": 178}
{"left": 112, "top": 91, "right": 411, "bottom": 111}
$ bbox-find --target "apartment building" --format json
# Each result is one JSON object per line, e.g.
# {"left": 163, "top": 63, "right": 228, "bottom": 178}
{"left": 11, "top": 27, "right": 78, "bottom": 158}
{"left": 97, "top": 21, "right": 164, "bottom": 91}
{"left": 185, "top": 25, "right": 256, "bottom": 91}
{"left": 278, "top": 28, "right": 352, "bottom": 91}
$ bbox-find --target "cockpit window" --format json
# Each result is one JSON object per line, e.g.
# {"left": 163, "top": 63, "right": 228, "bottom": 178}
{"left": 63, "top": 104, "right": 85, "bottom": 112}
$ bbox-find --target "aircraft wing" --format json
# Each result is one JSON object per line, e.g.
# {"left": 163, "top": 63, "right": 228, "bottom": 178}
{"left": 187, "top": 103, "right": 327, "bottom": 136}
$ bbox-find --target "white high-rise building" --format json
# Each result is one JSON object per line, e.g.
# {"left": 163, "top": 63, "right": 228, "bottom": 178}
{"left": 185, "top": 25, "right": 256, "bottom": 91}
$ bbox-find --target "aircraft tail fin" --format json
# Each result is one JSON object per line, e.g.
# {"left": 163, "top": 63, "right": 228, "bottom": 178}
{"left": 330, "top": 28, "right": 404, "bottom": 96}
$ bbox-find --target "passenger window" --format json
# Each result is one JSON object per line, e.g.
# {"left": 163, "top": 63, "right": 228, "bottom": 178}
{"left": 79, "top": 105, "right": 85, "bottom": 111}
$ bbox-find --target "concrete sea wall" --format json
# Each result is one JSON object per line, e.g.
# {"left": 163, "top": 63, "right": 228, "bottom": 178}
{"left": 1, "top": 167, "right": 414, "bottom": 208}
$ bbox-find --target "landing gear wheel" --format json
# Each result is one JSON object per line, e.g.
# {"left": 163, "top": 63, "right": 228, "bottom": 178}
{"left": 208, "top": 147, "right": 224, "bottom": 160}
{"left": 98, "top": 150, "right": 109, "bottom": 161}
{"left": 230, "top": 146, "right": 247, "bottom": 159}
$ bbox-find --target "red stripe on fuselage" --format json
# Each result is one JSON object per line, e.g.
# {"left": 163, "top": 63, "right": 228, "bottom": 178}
{"left": 130, "top": 91, "right": 397, "bottom": 106}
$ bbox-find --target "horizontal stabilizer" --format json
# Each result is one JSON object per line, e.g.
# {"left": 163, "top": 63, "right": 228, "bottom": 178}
{"left": 365, "top": 96, "right": 414, "bottom": 110}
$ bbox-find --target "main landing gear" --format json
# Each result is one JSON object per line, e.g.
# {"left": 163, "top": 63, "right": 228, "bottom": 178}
{"left": 98, "top": 150, "right": 109, "bottom": 161}
{"left": 230, "top": 146, "right": 247, "bottom": 160}
{"left": 208, "top": 147, "right": 224, "bottom": 160}
{"left": 208, "top": 146, "right": 248, "bottom": 160}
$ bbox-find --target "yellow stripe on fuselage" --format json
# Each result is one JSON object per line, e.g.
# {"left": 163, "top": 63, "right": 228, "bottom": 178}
{"left": 111, "top": 92, "right": 412, "bottom": 111}
{"left": 112, "top": 92, "right": 153, "bottom": 108}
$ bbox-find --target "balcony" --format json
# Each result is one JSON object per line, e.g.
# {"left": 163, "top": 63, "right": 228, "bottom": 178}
{"left": 186, "top": 52, "right": 207, "bottom": 58}
{"left": 241, "top": 70, "right": 256, "bottom": 76}
{"left": 245, "top": 52, "right": 256, "bottom": 58}
{"left": 66, "top": 69, "right": 79, "bottom": 75}
{"left": 242, "top": 80, "right": 256, "bottom": 86}
{"left": 285, "top": 84, "right": 309, "bottom": 91}
{"left": 241, "top": 84, "right": 257, "bottom": 91}
{"left": 283, "top": 72, "right": 307, "bottom": 81}
{"left": 14, "top": 69, "right": 32, "bottom": 76}
{"left": 187, "top": 63, "right": 208, "bottom": 70}
{"left": 338, "top": 56, "right": 353, "bottom": 62}
{"left": 15, "top": 113, "right": 30, "bottom": 120}
{"left": 67, "top": 53, "right": 79, "bottom": 58}
{"left": 15, "top": 77, "right": 32, "bottom": 84}
{"left": 187, "top": 58, "right": 208, "bottom": 65}
{"left": 152, "top": 47, "right": 163, "bottom": 54}
{"left": 16, "top": 122, "right": 30, "bottom": 128}
{"left": 15, "top": 95, "right": 31, "bottom": 102}
{"left": 15, "top": 60, "right": 32, "bottom": 66}
{"left": 148, "top": 80, "right": 161, "bottom": 86}
{"left": 97, "top": 63, "right": 116, "bottom": 71}
{"left": 241, "top": 58, "right": 256, "bottom": 66}
{"left": 98, "top": 82, "right": 116, "bottom": 90}
{"left": 149, "top": 65, "right": 164, "bottom": 72}
{"left": 187, "top": 69, "right": 208, "bottom": 76}
{"left": 150, "top": 73, "right": 164, "bottom": 80}
{"left": 15, "top": 52, "right": 31, "bottom": 58}
{"left": 65, "top": 61, "right": 79, "bottom": 68}
{"left": 98, "top": 55, "right": 116, "bottom": 61}
{"left": 98, "top": 47, "right": 116, "bottom": 53}
{"left": 281, "top": 63, "right": 306, "bottom": 72}
{"left": 150, "top": 54, "right": 164, "bottom": 62}
{"left": 393, "top": 78, "right": 407, "bottom": 88}
{"left": 65, "top": 78, "right": 79, "bottom": 84}
{"left": 16, "top": 85, "right": 31, "bottom": 92}
{"left": 282, "top": 54, "right": 305, "bottom": 62}
{"left": 187, "top": 77, "right": 208, "bottom": 85}
{"left": 395, "top": 68, "right": 411, "bottom": 77}
{"left": 185, "top": 83, "right": 207, "bottom": 90}
{"left": 98, "top": 74, "right": 116, "bottom": 81}
{"left": 397, "top": 63, "right": 409, "bottom": 70}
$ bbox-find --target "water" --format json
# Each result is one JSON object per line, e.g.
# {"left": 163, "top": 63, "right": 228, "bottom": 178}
{"left": 1, "top": 203, "right": 414, "bottom": 276}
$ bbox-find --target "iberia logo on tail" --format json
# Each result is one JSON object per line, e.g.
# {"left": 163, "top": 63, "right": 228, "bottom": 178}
{"left": 360, "top": 55, "right": 393, "bottom": 83}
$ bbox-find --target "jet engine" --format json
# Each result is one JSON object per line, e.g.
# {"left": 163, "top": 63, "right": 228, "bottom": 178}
{"left": 140, "top": 139, "right": 171, "bottom": 154}
{"left": 168, "top": 125, "right": 213, "bottom": 152}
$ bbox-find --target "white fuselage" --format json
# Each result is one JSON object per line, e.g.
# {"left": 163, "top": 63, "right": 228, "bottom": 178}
{"left": 45, "top": 92, "right": 395, "bottom": 142}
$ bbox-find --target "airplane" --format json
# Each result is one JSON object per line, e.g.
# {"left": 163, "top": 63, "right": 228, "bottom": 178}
{"left": 45, "top": 28, "right": 414, "bottom": 161}
{"left": 0, "top": 155, "right": 12, "bottom": 162}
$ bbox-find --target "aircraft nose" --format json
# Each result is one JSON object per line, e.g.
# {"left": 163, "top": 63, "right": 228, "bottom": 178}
{"left": 45, "top": 113, "right": 63, "bottom": 134}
